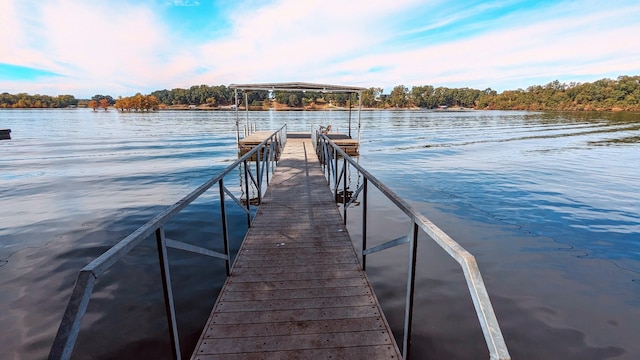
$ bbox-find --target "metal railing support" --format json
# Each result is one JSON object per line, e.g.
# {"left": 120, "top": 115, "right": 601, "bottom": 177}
{"left": 243, "top": 160, "right": 251, "bottom": 227}
{"left": 316, "top": 133, "right": 510, "bottom": 360}
{"left": 362, "top": 178, "right": 368, "bottom": 270}
{"left": 156, "top": 227, "right": 182, "bottom": 360}
{"left": 265, "top": 141, "right": 271, "bottom": 186}
{"left": 49, "top": 125, "right": 287, "bottom": 360}
{"left": 342, "top": 157, "right": 348, "bottom": 224}
{"left": 402, "top": 222, "right": 419, "bottom": 360}
{"left": 334, "top": 147, "right": 338, "bottom": 190}
{"left": 219, "top": 180, "right": 231, "bottom": 275}
{"left": 47, "top": 271, "right": 96, "bottom": 360}
{"left": 255, "top": 147, "right": 262, "bottom": 203}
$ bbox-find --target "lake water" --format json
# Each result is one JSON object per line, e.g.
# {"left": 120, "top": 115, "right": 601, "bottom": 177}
{"left": 1, "top": 109, "right": 639, "bottom": 359}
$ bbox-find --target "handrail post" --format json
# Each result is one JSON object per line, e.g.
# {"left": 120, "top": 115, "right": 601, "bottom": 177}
{"left": 402, "top": 222, "right": 419, "bottom": 360}
{"left": 325, "top": 141, "right": 330, "bottom": 182}
{"left": 266, "top": 139, "right": 271, "bottom": 185}
{"left": 342, "top": 157, "right": 347, "bottom": 224}
{"left": 244, "top": 92, "right": 249, "bottom": 135}
{"left": 234, "top": 89, "right": 239, "bottom": 144}
{"left": 48, "top": 271, "right": 97, "bottom": 360}
{"left": 243, "top": 160, "right": 251, "bottom": 227}
{"left": 155, "top": 227, "right": 182, "bottom": 360}
{"left": 334, "top": 147, "right": 338, "bottom": 190}
{"left": 325, "top": 140, "right": 331, "bottom": 182}
{"left": 256, "top": 147, "right": 262, "bottom": 204}
{"left": 218, "top": 180, "right": 231, "bottom": 275}
{"left": 362, "top": 178, "right": 368, "bottom": 270}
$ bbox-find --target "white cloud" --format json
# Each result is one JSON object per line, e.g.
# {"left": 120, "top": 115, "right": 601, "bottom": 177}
{"left": 281, "top": 1, "right": 640, "bottom": 92}
{"left": 1, "top": 0, "right": 189, "bottom": 96}
{"left": 2, "top": 0, "right": 640, "bottom": 97}
{"left": 191, "top": 0, "right": 425, "bottom": 84}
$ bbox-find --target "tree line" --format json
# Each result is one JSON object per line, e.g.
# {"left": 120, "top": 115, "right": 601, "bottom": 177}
{"left": 2, "top": 75, "right": 639, "bottom": 111}
{"left": 475, "top": 76, "right": 640, "bottom": 111}
{"left": 149, "top": 75, "right": 640, "bottom": 111}
{"left": 0, "top": 93, "right": 78, "bottom": 108}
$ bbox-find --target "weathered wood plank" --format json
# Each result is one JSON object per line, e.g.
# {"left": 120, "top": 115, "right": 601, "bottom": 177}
{"left": 196, "top": 330, "right": 394, "bottom": 354}
{"left": 214, "top": 294, "right": 376, "bottom": 312}
{"left": 193, "top": 345, "right": 399, "bottom": 360}
{"left": 219, "top": 286, "right": 371, "bottom": 301}
{"left": 203, "top": 317, "right": 387, "bottom": 338}
{"left": 219, "top": 277, "right": 369, "bottom": 291}
{"left": 190, "top": 138, "right": 400, "bottom": 359}
{"left": 237, "top": 251, "right": 353, "bottom": 260}
{"left": 231, "top": 262, "right": 359, "bottom": 275}
{"left": 206, "top": 305, "right": 383, "bottom": 324}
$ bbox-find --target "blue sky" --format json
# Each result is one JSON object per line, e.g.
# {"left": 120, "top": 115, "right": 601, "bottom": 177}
{"left": 1, "top": 0, "right": 639, "bottom": 98}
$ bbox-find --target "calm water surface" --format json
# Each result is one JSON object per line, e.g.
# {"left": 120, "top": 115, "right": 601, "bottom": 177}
{"left": 1, "top": 109, "right": 639, "bottom": 359}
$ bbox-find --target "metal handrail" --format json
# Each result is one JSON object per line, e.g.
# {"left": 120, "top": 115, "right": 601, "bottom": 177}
{"left": 314, "top": 131, "right": 510, "bottom": 360}
{"left": 48, "top": 124, "right": 287, "bottom": 360}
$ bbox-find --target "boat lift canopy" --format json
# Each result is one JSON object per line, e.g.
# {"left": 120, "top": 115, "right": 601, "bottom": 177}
{"left": 229, "top": 82, "right": 367, "bottom": 140}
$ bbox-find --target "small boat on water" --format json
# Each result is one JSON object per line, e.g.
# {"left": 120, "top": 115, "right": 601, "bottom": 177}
{"left": 0, "top": 129, "right": 11, "bottom": 140}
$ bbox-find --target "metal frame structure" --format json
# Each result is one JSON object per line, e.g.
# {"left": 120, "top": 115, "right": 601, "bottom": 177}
{"left": 48, "top": 125, "right": 287, "bottom": 360}
{"left": 230, "top": 82, "right": 367, "bottom": 140}
{"left": 314, "top": 130, "right": 511, "bottom": 360}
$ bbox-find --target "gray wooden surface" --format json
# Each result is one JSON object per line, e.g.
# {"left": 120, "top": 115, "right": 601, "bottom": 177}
{"left": 191, "top": 138, "right": 400, "bottom": 359}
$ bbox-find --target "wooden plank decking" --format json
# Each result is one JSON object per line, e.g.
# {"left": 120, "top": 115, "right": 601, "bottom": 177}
{"left": 191, "top": 138, "right": 401, "bottom": 359}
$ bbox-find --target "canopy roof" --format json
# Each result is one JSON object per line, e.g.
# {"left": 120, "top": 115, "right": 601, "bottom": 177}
{"left": 229, "top": 82, "right": 367, "bottom": 93}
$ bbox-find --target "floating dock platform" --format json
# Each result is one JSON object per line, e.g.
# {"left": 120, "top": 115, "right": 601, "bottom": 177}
{"left": 239, "top": 131, "right": 359, "bottom": 156}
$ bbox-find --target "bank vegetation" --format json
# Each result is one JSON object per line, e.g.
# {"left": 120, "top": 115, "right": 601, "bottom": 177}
{"left": 2, "top": 75, "right": 639, "bottom": 111}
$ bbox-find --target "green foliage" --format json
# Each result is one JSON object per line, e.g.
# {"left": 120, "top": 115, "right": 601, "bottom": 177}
{"left": 150, "top": 85, "right": 234, "bottom": 106}
{"left": 389, "top": 85, "right": 409, "bottom": 107}
{"left": 91, "top": 94, "right": 115, "bottom": 105}
{"left": 476, "top": 76, "right": 640, "bottom": 111}
{"left": 288, "top": 94, "right": 299, "bottom": 107}
{"left": 406, "top": 86, "right": 483, "bottom": 108}
{"left": 3, "top": 75, "right": 640, "bottom": 111}
{"left": 0, "top": 93, "right": 78, "bottom": 108}
{"left": 361, "top": 87, "right": 383, "bottom": 107}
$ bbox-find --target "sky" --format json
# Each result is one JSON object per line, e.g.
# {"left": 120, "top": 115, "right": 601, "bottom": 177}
{"left": 1, "top": 0, "right": 640, "bottom": 98}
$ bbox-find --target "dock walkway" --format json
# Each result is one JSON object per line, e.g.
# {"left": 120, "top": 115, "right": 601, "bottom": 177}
{"left": 191, "top": 138, "right": 401, "bottom": 359}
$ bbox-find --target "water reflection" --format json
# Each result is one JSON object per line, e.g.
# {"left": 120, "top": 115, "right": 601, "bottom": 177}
{"left": 1, "top": 109, "right": 639, "bottom": 359}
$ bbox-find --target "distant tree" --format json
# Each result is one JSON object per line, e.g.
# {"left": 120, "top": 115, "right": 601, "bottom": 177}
{"left": 288, "top": 94, "right": 299, "bottom": 107}
{"left": 99, "top": 98, "right": 109, "bottom": 111}
{"left": 389, "top": 85, "right": 408, "bottom": 107}
{"left": 114, "top": 94, "right": 159, "bottom": 112}
{"left": 91, "top": 94, "right": 115, "bottom": 106}
{"left": 88, "top": 100, "right": 99, "bottom": 111}
{"left": 360, "top": 88, "right": 378, "bottom": 108}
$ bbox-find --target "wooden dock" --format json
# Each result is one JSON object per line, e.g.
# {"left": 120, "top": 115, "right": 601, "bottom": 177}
{"left": 239, "top": 131, "right": 359, "bottom": 156}
{"left": 191, "top": 138, "right": 401, "bottom": 359}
